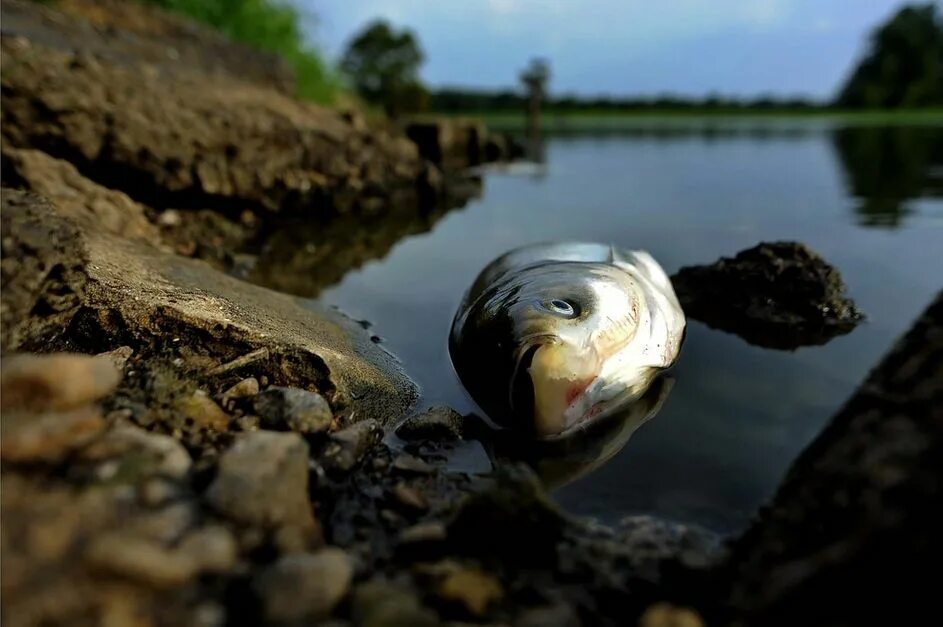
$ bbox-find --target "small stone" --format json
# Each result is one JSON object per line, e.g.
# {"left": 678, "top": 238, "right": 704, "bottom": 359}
{"left": 124, "top": 502, "right": 196, "bottom": 544}
{"left": 0, "top": 353, "right": 122, "bottom": 412}
{"left": 395, "top": 405, "right": 465, "bottom": 442}
{"left": 138, "top": 478, "right": 180, "bottom": 507}
{"left": 638, "top": 603, "right": 704, "bottom": 627}
{"left": 222, "top": 377, "right": 260, "bottom": 400}
{"left": 516, "top": 602, "right": 582, "bottom": 627}
{"left": 177, "top": 390, "right": 230, "bottom": 431}
{"left": 392, "top": 483, "right": 429, "bottom": 511}
{"left": 253, "top": 548, "right": 353, "bottom": 622}
{"left": 392, "top": 454, "right": 435, "bottom": 475}
{"left": 97, "top": 346, "right": 134, "bottom": 371}
{"left": 253, "top": 386, "right": 332, "bottom": 434}
{"left": 320, "top": 419, "right": 383, "bottom": 474}
{"left": 178, "top": 525, "right": 238, "bottom": 573}
{"left": 436, "top": 566, "right": 504, "bottom": 617}
{"left": 157, "top": 209, "right": 182, "bottom": 226}
{"left": 206, "top": 431, "right": 317, "bottom": 534}
{"left": 78, "top": 424, "right": 192, "bottom": 480}
{"left": 352, "top": 580, "right": 439, "bottom": 627}
{"left": 0, "top": 406, "right": 105, "bottom": 463}
{"left": 398, "top": 521, "right": 447, "bottom": 545}
{"left": 85, "top": 533, "right": 197, "bottom": 588}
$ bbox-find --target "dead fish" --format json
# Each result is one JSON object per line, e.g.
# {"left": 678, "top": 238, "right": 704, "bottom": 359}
{"left": 450, "top": 242, "right": 685, "bottom": 438}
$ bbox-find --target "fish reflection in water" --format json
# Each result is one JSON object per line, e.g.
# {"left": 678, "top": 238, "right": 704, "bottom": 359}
{"left": 486, "top": 375, "right": 674, "bottom": 489}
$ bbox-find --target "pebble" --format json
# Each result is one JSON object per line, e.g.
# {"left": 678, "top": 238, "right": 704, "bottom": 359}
{"left": 178, "top": 525, "right": 238, "bottom": 573}
{"left": 177, "top": 390, "right": 230, "bottom": 431}
{"left": 206, "top": 431, "right": 317, "bottom": 534}
{"left": 392, "top": 453, "right": 435, "bottom": 475}
{"left": 253, "top": 386, "right": 332, "bottom": 434}
{"left": 321, "top": 419, "right": 383, "bottom": 474}
{"left": 0, "top": 352, "right": 123, "bottom": 412}
{"left": 221, "top": 376, "right": 259, "bottom": 400}
{"left": 84, "top": 532, "right": 197, "bottom": 588}
{"left": 0, "top": 406, "right": 105, "bottom": 463}
{"left": 352, "top": 580, "right": 439, "bottom": 627}
{"left": 253, "top": 548, "right": 353, "bottom": 622}
{"left": 78, "top": 424, "right": 192, "bottom": 480}
{"left": 392, "top": 483, "right": 429, "bottom": 511}
{"left": 436, "top": 565, "right": 504, "bottom": 617}
{"left": 638, "top": 603, "right": 705, "bottom": 627}
{"left": 395, "top": 405, "right": 465, "bottom": 442}
{"left": 398, "top": 521, "right": 447, "bottom": 545}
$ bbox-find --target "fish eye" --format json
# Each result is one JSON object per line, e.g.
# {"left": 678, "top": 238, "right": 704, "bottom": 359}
{"left": 541, "top": 298, "right": 578, "bottom": 317}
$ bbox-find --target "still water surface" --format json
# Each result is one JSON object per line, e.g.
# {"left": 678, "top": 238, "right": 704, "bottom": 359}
{"left": 315, "top": 122, "right": 942, "bottom": 534}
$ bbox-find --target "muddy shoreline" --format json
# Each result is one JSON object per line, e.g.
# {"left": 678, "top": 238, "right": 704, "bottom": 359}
{"left": 2, "top": 1, "right": 940, "bottom": 626}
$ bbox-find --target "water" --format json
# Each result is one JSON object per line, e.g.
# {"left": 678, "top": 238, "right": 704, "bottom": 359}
{"left": 309, "top": 121, "right": 942, "bottom": 534}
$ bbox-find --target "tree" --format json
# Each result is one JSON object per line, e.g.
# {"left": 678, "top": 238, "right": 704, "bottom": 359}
{"left": 837, "top": 4, "right": 943, "bottom": 108}
{"left": 340, "top": 20, "right": 427, "bottom": 116}
{"left": 519, "top": 58, "right": 550, "bottom": 137}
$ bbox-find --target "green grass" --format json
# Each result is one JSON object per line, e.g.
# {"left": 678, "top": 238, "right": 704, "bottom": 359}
{"left": 141, "top": 0, "right": 342, "bottom": 103}
{"left": 443, "top": 108, "right": 943, "bottom": 133}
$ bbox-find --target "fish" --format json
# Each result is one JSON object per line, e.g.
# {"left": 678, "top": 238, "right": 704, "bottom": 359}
{"left": 449, "top": 242, "right": 685, "bottom": 438}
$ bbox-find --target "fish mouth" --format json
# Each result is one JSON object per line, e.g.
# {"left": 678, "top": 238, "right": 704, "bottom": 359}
{"left": 508, "top": 341, "right": 543, "bottom": 419}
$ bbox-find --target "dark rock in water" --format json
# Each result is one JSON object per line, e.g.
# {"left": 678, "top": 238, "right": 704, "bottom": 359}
{"left": 206, "top": 431, "right": 318, "bottom": 541}
{"left": 392, "top": 453, "right": 436, "bottom": 475}
{"left": 253, "top": 548, "right": 353, "bottom": 622}
{"left": 253, "top": 386, "right": 333, "bottom": 435}
{"left": 396, "top": 405, "right": 466, "bottom": 442}
{"left": 722, "top": 292, "right": 943, "bottom": 626}
{"left": 671, "top": 241, "right": 863, "bottom": 349}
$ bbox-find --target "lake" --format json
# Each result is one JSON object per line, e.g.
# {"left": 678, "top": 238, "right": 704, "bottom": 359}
{"left": 312, "top": 120, "right": 942, "bottom": 534}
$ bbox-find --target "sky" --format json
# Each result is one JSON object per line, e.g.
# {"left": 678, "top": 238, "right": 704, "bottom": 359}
{"left": 304, "top": 0, "right": 922, "bottom": 100}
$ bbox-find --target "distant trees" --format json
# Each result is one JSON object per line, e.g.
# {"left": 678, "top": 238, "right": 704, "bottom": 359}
{"left": 837, "top": 4, "right": 943, "bottom": 108}
{"left": 340, "top": 20, "right": 428, "bottom": 116}
{"left": 520, "top": 58, "right": 550, "bottom": 136}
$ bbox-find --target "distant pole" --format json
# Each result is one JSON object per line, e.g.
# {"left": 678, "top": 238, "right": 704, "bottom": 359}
{"left": 520, "top": 58, "right": 550, "bottom": 162}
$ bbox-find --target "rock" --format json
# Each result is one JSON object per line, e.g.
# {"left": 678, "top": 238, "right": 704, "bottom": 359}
{"left": 435, "top": 565, "right": 504, "bottom": 617}
{"left": 206, "top": 431, "right": 317, "bottom": 536}
{"left": 638, "top": 604, "right": 705, "bottom": 627}
{"left": 516, "top": 602, "right": 582, "bottom": 627}
{"left": 392, "top": 454, "right": 435, "bottom": 475}
{"left": 77, "top": 424, "right": 192, "bottom": 480}
{"left": 253, "top": 548, "right": 353, "bottom": 622}
{"left": 0, "top": 352, "right": 122, "bottom": 412}
{"left": 392, "top": 483, "right": 429, "bottom": 511}
{"left": 671, "top": 242, "right": 863, "bottom": 349}
{"left": 253, "top": 386, "right": 333, "bottom": 434}
{"left": 723, "top": 293, "right": 943, "bottom": 626}
{"left": 446, "top": 465, "right": 565, "bottom": 565}
{"left": 84, "top": 532, "right": 198, "bottom": 588}
{"left": 395, "top": 406, "right": 466, "bottom": 442}
{"left": 221, "top": 377, "right": 259, "bottom": 400}
{"left": 404, "top": 118, "right": 487, "bottom": 169}
{"left": 398, "top": 521, "right": 448, "bottom": 545}
{"left": 352, "top": 580, "right": 440, "bottom": 627}
{"left": 0, "top": 190, "right": 418, "bottom": 426}
{"left": 616, "top": 515, "right": 724, "bottom": 577}
{"left": 0, "top": 147, "right": 162, "bottom": 243}
{"left": 178, "top": 526, "right": 238, "bottom": 574}
{"left": 320, "top": 419, "right": 383, "bottom": 474}
{"left": 97, "top": 346, "right": 134, "bottom": 371}
{"left": 0, "top": 406, "right": 106, "bottom": 464}
{"left": 176, "top": 390, "right": 231, "bottom": 431}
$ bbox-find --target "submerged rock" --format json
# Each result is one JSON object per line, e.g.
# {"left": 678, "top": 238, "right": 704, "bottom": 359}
{"left": 671, "top": 241, "right": 863, "bottom": 349}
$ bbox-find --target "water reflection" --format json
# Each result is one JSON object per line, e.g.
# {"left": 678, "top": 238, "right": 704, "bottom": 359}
{"left": 831, "top": 125, "right": 943, "bottom": 227}
{"left": 247, "top": 178, "right": 481, "bottom": 297}
{"left": 486, "top": 376, "right": 673, "bottom": 489}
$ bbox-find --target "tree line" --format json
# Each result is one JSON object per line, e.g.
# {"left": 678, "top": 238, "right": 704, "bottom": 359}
{"left": 341, "top": 3, "right": 942, "bottom": 115}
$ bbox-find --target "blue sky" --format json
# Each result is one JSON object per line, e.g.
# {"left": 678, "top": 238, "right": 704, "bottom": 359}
{"left": 304, "top": 1, "right": 916, "bottom": 100}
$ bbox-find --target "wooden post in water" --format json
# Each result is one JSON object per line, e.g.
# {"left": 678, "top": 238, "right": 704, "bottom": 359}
{"left": 520, "top": 58, "right": 550, "bottom": 162}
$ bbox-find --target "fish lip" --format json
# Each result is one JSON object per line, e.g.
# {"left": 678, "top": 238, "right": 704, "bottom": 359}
{"left": 508, "top": 336, "right": 556, "bottom": 412}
